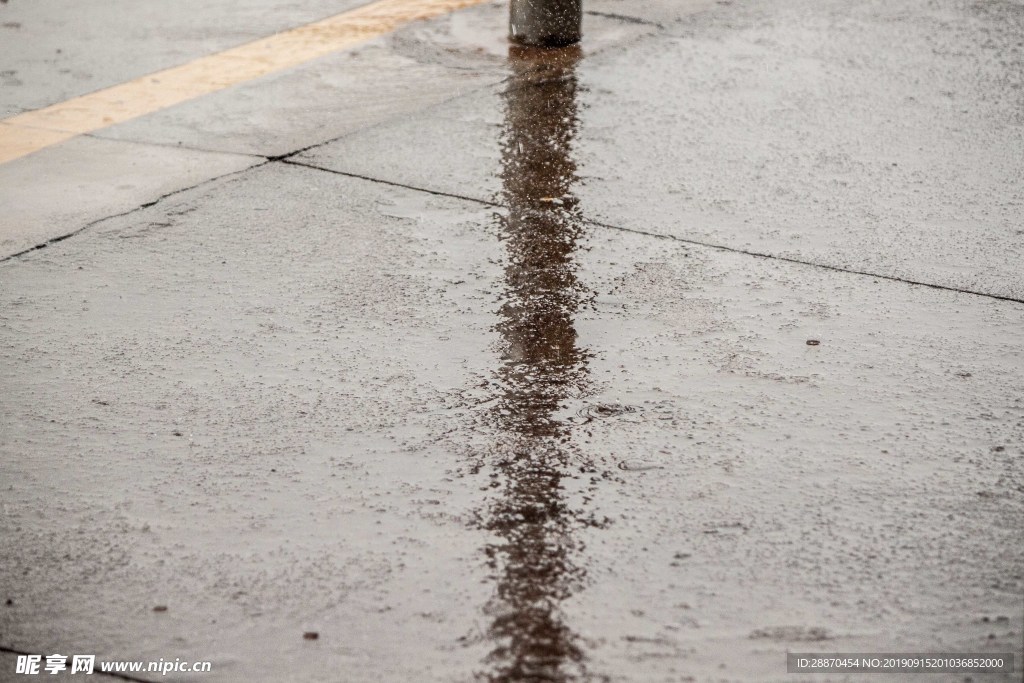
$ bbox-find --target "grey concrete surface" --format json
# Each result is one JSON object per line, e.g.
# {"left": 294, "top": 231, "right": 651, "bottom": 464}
{"left": 1, "top": 0, "right": 1022, "bottom": 681}
{"left": 0, "top": 136, "right": 259, "bottom": 258}
{"left": 2, "top": 162, "right": 1021, "bottom": 682}
{"left": 0, "top": 0, "right": 503, "bottom": 259}
{"left": 297, "top": 0, "right": 1024, "bottom": 301}
{"left": 87, "top": 2, "right": 652, "bottom": 158}
{"left": 0, "top": 0, "right": 369, "bottom": 112}
{"left": 0, "top": 1, "right": 659, "bottom": 260}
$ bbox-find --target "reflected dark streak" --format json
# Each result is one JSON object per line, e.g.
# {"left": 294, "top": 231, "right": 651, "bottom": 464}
{"left": 478, "top": 45, "right": 603, "bottom": 683}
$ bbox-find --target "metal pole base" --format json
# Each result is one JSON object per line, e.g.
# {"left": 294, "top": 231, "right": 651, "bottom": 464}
{"left": 509, "top": 0, "right": 582, "bottom": 47}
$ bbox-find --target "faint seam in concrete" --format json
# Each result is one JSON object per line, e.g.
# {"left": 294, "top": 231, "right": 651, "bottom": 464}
{"left": 282, "top": 158, "right": 501, "bottom": 206}
{"left": 0, "top": 645, "right": 157, "bottom": 683}
{"left": 583, "top": 218, "right": 1024, "bottom": 306}
{"left": 265, "top": 82, "right": 512, "bottom": 163}
{"left": 80, "top": 132, "right": 268, "bottom": 161}
{"left": 282, "top": 159, "right": 1024, "bottom": 306}
{"left": 583, "top": 11, "right": 665, "bottom": 28}
{"left": 0, "top": 160, "right": 269, "bottom": 266}
{"left": 80, "top": 80, "right": 511, "bottom": 162}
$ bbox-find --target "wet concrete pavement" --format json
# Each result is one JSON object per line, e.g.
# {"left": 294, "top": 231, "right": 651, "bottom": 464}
{"left": 1, "top": 0, "right": 1023, "bottom": 681}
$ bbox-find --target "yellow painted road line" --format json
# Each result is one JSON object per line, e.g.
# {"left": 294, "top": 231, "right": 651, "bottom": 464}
{"left": 0, "top": 0, "right": 487, "bottom": 165}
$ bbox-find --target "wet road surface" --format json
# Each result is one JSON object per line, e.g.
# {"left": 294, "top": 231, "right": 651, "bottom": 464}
{"left": 1, "top": 0, "right": 1023, "bottom": 681}
{"left": 479, "top": 45, "right": 594, "bottom": 682}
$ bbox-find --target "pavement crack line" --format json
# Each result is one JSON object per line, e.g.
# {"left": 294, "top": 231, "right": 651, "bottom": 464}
{"left": 282, "top": 158, "right": 501, "bottom": 207}
{"left": 266, "top": 81, "right": 511, "bottom": 164}
{"left": 1, "top": 75, "right": 509, "bottom": 266}
{"left": 583, "top": 10, "right": 665, "bottom": 28}
{"left": 281, "top": 158, "right": 1024, "bottom": 306}
{"left": 0, "top": 645, "right": 157, "bottom": 683}
{"left": 0, "top": 160, "right": 270, "bottom": 266}
{"left": 81, "top": 132, "right": 268, "bottom": 161}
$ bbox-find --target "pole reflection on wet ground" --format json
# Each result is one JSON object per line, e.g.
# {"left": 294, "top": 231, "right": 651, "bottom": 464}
{"left": 473, "top": 45, "right": 607, "bottom": 683}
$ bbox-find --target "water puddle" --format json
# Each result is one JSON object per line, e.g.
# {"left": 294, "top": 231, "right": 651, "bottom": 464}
{"left": 462, "top": 44, "right": 604, "bottom": 683}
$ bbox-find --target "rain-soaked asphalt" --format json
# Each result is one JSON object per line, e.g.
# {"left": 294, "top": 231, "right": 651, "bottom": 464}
{"left": 1, "top": 0, "right": 1023, "bottom": 682}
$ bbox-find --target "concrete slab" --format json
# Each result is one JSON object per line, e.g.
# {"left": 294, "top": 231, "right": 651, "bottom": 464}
{"left": 0, "top": 0, "right": 368, "bottom": 112}
{"left": 1, "top": 162, "right": 1020, "bottom": 681}
{"left": 89, "top": 40, "right": 503, "bottom": 159}
{"left": 0, "top": 135, "right": 259, "bottom": 259}
{"left": 1, "top": 0, "right": 706, "bottom": 263}
{"left": 90, "top": 2, "right": 655, "bottom": 158}
{"left": 296, "top": 0, "right": 1024, "bottom": 300}
{"left": 2, "top": 0, "right": 1022, "bottom": 680}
